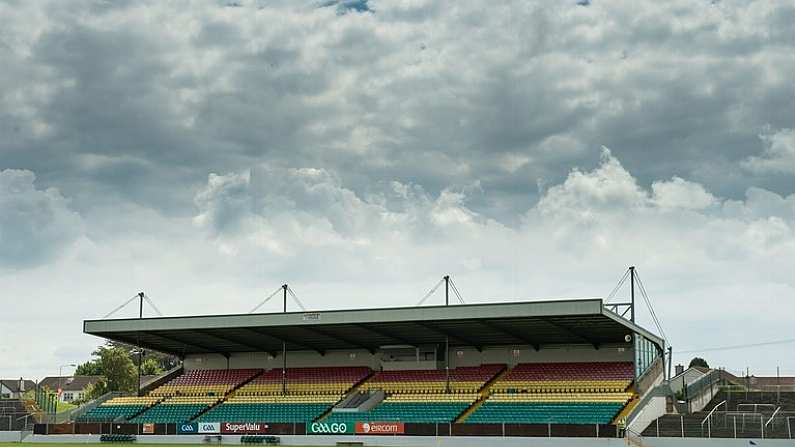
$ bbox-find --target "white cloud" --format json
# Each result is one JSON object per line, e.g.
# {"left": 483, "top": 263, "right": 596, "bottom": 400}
{"left": 742, "top": 128, "right": 795, "bottom": 174}
{"left": 652, "top": 177, "right": 716, "bottom": 210}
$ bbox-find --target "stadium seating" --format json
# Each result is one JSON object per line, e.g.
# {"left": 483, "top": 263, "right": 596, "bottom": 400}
{"left": 325, "top": 393, "right": 478, "bottom": 424}
{"left": 466, "top": 362, "right": 635, "bottom": 424}
{"left": 325, "top": 365, "right": 503, "bottom": 424}
{"left": 490, "top": 362, "right": 633, "bottom": 393}
{"left": 197, "top": 395, "right": 339, "bottom": 423}
{"left": 360, "top": 364, "right": 504, "bottom": 393}
{"left": 237, "top": 367, "right": 370, "bottom": 395}
{"left": 150, "top": 368, "right": 262, "bottom": 397}
{"left": 130, "top": 396, "right": 220, "bottom": 423}
{"left": 196, "top": 367, "right": 370, "bottom": 423}
{"left": 76, "top": 396, "right": 161, "bottom": 422}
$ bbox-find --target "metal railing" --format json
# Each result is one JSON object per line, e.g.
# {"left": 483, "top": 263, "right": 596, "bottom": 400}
{"left": 700, "top": 400, "right": 725, "bottom": 437}
{"left": 766, "top": 406, "right": 782, "bottom": 429}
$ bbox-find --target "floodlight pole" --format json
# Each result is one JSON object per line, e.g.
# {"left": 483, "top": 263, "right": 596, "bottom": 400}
{"left": 282, "top": 284, "right": 288, "bottom": 313}
{"left": 629, "top": 266, "right": 635, "bottom": 322}
{"left": 444, "top": 275, "right": 450, "bottom": 306}
{"left": 137, "top": 292, "right": 144, "bottom": 397}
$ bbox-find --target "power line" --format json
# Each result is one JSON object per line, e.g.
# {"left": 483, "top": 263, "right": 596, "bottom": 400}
{"left": 675, "top": 337, "right": 795, "bottom": 354}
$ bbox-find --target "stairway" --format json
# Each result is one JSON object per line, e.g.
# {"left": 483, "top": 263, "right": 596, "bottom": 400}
{"left": 189, "top": 370, "right": 266, "bottom": 421}
{"left": 612, "top": 392, "right": 640, "bottom": 425}
{"left": 454, "top": 365, "right": 510, "bottom": 423}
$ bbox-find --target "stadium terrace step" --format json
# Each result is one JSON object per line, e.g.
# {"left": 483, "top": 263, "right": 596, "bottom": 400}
{"left": 76, "top": 396, "right": 163, "bottom": 423}
{"left": 0, "top": 399, "right": 35, "bottom": 430}
{"left": 455, "top": 364, "right": 510, "bottom": 423}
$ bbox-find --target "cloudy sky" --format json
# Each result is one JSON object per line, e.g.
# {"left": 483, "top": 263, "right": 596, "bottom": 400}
{"left": 2, "top": 0, "right": 795, "bottom": 380}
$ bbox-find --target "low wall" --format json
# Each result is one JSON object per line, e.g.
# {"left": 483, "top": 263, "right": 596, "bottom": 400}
{"left": 22, "top": 434, "right": 628, "bottom": 446}
{"left": 0, "top": 431, "right": 22, "bottom": 442}
{"left": 20, "top": 434, "right": 795, "bottom": 446}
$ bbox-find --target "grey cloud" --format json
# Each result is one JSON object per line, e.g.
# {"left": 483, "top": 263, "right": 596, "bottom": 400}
{"left": 3, "top": 0, "right": 795, "bottom": 375}
{"left": 0, "top": 169, "right": 82, "bottom": 269}
{"left": 3, "top": 0, "right": 795, "bottom": 227}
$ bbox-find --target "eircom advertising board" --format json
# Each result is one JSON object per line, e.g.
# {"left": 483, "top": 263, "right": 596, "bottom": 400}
{"left": 355, "top": 422, "right": 405, "bottom": 435}
{"left": 308, "top": 422, "right": 405, "bottom": 435}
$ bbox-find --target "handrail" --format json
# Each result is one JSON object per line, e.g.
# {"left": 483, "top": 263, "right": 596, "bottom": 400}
{"left": 700, "top": 400, "right": 726, "bottom": 437}
{"left": 701, "top": 400, "right": 726, "bottom": 426}
{"left": 765, "top": 406, "right": 781, "bottom": 428}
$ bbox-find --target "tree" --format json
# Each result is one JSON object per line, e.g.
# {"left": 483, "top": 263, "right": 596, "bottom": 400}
{"left": 140, "top": 358, "right": 163, "bottom": 376}
{"left": 73, "top": 378, "right": 108, "bottom": 405}
{"left": 75, "top": 360, "right": 103, "bottom": 376}
{"left": 96, "top": 345, "right": 137, "bottom": 392}
{"left": 689, "top": 357, "right": 709, "bottom": 369}
{"left": 103, "top": 341, "right": 178, "bottom": 370}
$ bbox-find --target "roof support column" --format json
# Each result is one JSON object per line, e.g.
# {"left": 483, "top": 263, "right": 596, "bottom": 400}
{"left": 282, "top": 341, "right": 287, "bottom": 395}
{"left": 137, "top": 292, "right": 144, "bottom": 398}
{"left": 445, "top": 336, "right": 450, "bottom": 393}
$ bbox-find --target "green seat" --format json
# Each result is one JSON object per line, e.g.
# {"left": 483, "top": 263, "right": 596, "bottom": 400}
{"left": 324, "top": 402, "right": 469, "bottom": 424}
{"left": 466, "top": 402, "right": 623, "bottom": 424}
{"left": 129, "top": 404, "right": 210, "bottom": 423}
{"left": 77, "top": 405, "right": 148, "bottom": 422}
{"left": 197, "top": 403, "right": 331, "bottom": 423}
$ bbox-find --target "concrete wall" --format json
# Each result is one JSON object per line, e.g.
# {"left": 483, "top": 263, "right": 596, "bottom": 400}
{"left": 0, "top": 431, "right": 22, "bottom": 442}
{"left": 670, "top": 369, "right": 707, "bottom": 395}
{"left": 184, "top": 350, "right": 382, "bottom": 371}
{"left": 627, "top": 394, "right": 667, "bottom": 435}
{"left": 184, "top": 342, "right": 634, "bottom": 371}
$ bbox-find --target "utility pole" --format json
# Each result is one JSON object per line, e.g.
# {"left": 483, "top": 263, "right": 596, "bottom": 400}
{"left": 444, "top": 276, "right": 450, "bottom": 306}
{"left": 629, "top": 266, "right": 635, "bottom": 322}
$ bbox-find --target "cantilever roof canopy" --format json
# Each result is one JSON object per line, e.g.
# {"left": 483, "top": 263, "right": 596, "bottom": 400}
{"left": 83, "top": 299, "right": 663, "bottom": 357}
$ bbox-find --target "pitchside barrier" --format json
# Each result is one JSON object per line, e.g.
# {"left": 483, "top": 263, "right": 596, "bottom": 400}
{"left": 33, "top": 422, "right": 621, "bottom": 438}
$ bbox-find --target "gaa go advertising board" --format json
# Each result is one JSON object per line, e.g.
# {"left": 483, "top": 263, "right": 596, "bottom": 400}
{"left": 307, "top": 421, "right": 353, "bottom": 434}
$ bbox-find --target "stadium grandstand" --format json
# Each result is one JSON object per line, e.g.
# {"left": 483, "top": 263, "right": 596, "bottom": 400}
{"left": 69, "top": 297, "right": 667, "bottom": 439}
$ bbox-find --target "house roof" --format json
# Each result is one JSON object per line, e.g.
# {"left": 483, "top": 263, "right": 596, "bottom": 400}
{"left": 39, "top": 376, "right": 103, "bottom": 392}
{"left": 0, "top": 379, "right": 36, "bottom": 393}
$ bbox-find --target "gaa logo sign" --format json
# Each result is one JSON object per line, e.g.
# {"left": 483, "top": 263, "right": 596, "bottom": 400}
{"left": 309, "top": 422, "right": 351, "bottom": 434}
{"left": 177, "top": 423, "right": 198, "bottom": 434}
